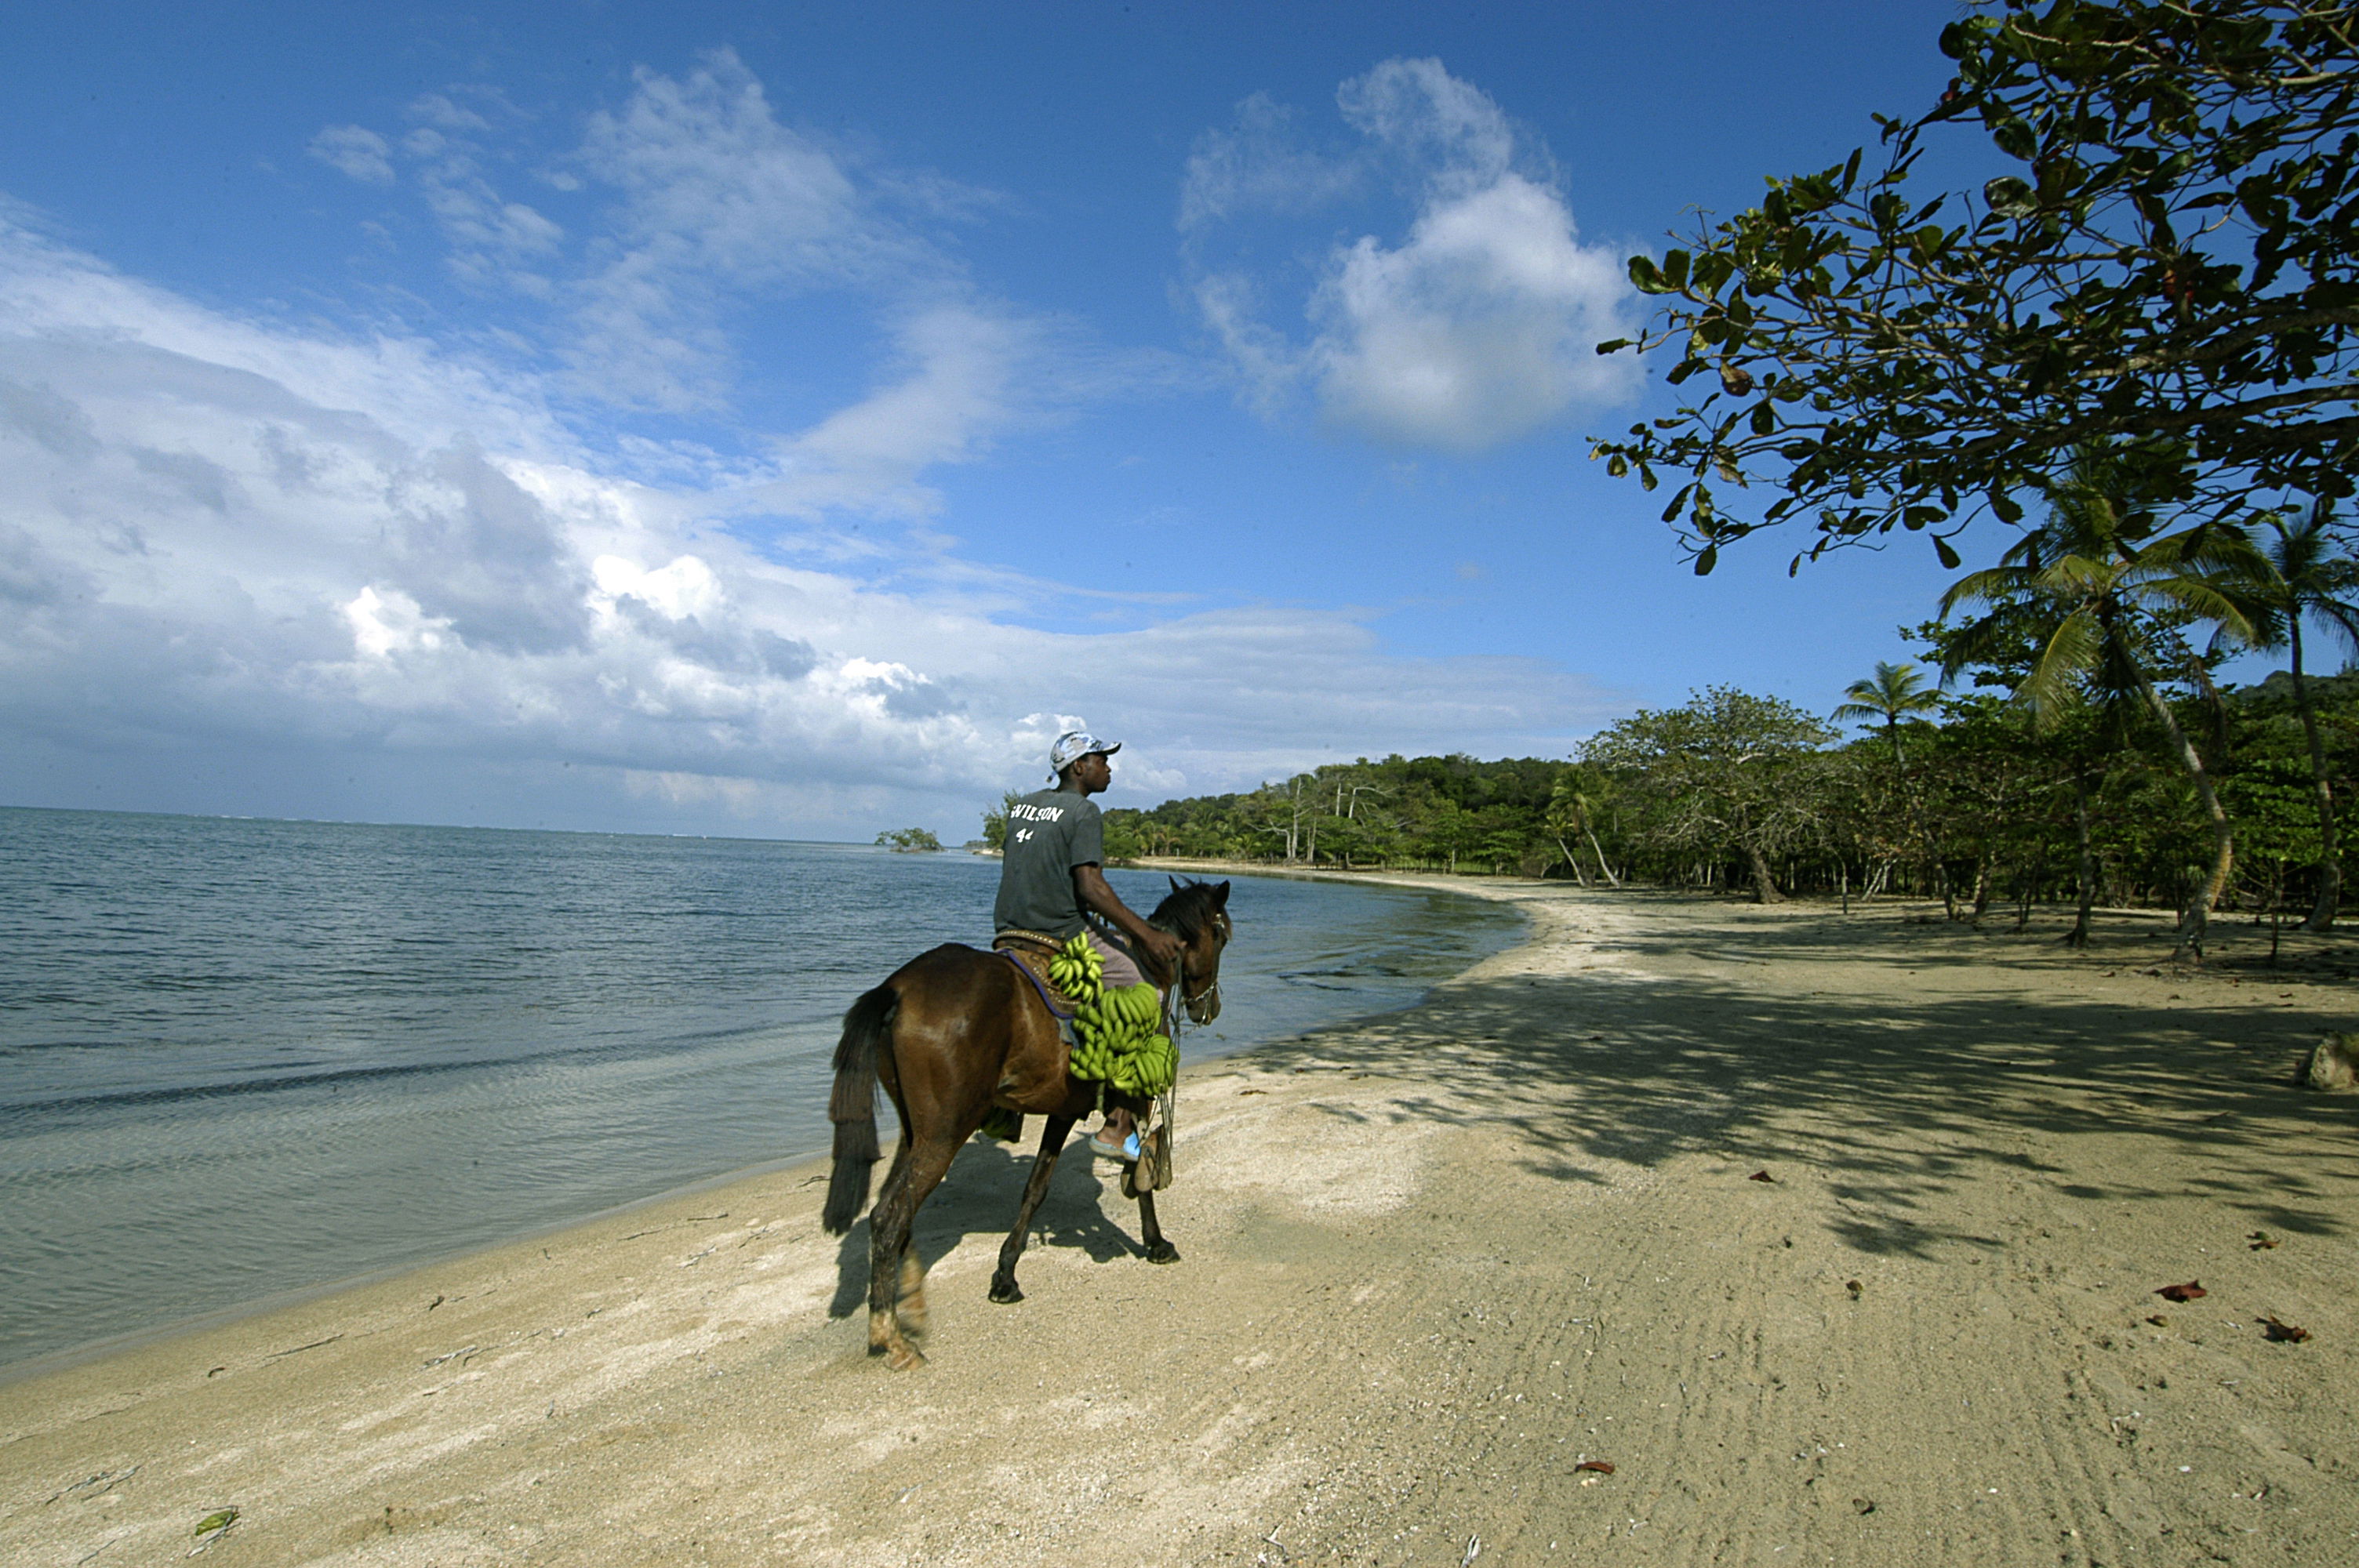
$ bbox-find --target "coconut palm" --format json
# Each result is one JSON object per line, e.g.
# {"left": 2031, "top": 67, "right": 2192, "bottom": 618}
{"left": 2246, "top": 504, "right": 2359, "bottom": 929}
{"left": 1833, "top": 661, "right": 1943, "bottom": 766}
{"left": 1938, "top": 448, "right": 2267, "bottom": 958}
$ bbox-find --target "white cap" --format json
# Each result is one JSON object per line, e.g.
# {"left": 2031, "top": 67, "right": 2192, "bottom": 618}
{"left": 1049, "top": 730, "right": 1120, "bottom": 779}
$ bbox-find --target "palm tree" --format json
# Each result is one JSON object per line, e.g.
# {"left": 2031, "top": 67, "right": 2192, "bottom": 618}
{"left": 1833, "top": 660, "right": 1946, "bottom": 907}
{"left": 1938, "top": 448, "right": 2266, "bottom": 958}
{"left": 2248, "top": 503, "right": 2359, "bottom": 929}
{"left": 1833, "top": 661, "right": 1943, "bottom": 766}
{"left": 1547, "top": 769, "right": 1623, "bottom": 887}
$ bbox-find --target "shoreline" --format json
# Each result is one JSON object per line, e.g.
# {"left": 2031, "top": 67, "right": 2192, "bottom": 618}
{"left": 5, "top": 882, "right": 2355, "bottom": 1565}
{"left": 0, "top": 865, "right": 1525, "bottom": 1387}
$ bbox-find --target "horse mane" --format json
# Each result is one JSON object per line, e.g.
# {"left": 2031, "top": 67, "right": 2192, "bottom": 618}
{"left": 1148, "top": 877, "right": 1228, "bottom": 941}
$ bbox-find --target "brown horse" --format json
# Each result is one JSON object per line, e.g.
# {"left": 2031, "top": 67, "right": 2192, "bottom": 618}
{"left": 820, "top": 878, "right": 1232, "bottom": 1369}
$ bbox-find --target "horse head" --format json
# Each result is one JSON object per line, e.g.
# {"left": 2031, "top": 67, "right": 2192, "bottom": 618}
{"left": 1153, "top": 877, "right": 1231, "bottom": 1025}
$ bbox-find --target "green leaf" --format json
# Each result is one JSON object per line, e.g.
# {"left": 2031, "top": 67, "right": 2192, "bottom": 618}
{"left": 1627, "top": 255, "right": 1668, "bottom": 294}
{"left": 1594, "top": 337, "right": 1631, "bottom": 355}
{"left": 1693, "top": 545, "right": 1718, "bottom": 576}
{"left": 1933, "top": 534, "right": 1961, "bottom": 569}
{"left": 1983, "top": 176, "right": 2034, "bottom": 216}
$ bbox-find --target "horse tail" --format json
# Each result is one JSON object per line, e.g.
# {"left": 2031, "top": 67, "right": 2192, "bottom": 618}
{"left": 821, "top": 983, "right": 896, "bottom": 1234}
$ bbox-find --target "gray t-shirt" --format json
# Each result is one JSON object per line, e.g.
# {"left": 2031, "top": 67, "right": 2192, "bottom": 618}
{"left": 993, "top": 786, "right": 1103, "bottom": 938}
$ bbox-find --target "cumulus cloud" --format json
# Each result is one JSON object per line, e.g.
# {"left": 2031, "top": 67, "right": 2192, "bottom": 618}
{"left": 0, "top": 216, "right": 1614, "bottom": 836}
{"left": 1183, "top": 57, "right": 1641, "bottom": 452}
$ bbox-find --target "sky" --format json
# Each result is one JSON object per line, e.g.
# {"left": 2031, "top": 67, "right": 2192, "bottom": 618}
{"left": 0, "top": 0, "right": 2002, "bottom": 840}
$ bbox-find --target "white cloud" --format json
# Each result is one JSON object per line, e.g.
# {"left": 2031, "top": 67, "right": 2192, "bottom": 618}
{"left": 308, "top": 125, "right": 394, "bottom": 185}
{"left": 1177, "top": 93, "right": 1361, "bottom": 231}
{"left": 1184, "top": 57, "right": 1641, "bottom": 452}
{"left": 0, "top": 217, "right": 1613, "bottom": 834}
{"left": 566, "top": 49, "right": 940, "bottom": 410}
{"left": 1310, "top": 172, "right": 1635, "bottom": 450}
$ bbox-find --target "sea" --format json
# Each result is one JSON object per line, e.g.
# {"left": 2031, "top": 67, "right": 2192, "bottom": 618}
{"left": 0, "top": 807, "right": 1521, "bottom": 1371}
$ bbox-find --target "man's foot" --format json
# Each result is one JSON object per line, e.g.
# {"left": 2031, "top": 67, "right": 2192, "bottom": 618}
{"left": 1087, "top": 1122, "right": 1140, "bottom": 1161}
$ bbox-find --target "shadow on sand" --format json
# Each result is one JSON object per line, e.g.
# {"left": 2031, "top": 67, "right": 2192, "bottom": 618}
{"left": 827, "top": 1131, "right": 1144, "bottom": 1319}
{"left": 1238, "top": 891, "right": 2359, "bottom": 1260}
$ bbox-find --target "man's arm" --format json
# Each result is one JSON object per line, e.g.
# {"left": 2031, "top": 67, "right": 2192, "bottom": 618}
{"left": 1072, "top": 863, "right": 1183, "bottom": 977}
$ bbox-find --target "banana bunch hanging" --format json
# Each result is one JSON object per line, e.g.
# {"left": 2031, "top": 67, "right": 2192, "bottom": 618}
{"left": 1050, "top": 932, "right": 1179, "bottom": 1098}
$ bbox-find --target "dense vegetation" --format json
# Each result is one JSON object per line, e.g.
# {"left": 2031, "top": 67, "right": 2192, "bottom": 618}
{"left": 1005, "top": 656, "right": 2359, "bottom": 951}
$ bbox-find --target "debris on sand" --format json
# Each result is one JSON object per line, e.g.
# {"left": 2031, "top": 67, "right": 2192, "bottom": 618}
{"left": 2155, "top": 1281, "right": 2205, "bottom": 1302}
{"left": 2260, "top": 1316, "right": 2311, "bottom": 1344}
{"left": 1574, "top": 1459, "right": 1616, "bottom": 1474}
{"left": 1747, "top": 1171, "right": 1775, "bottom": 1183}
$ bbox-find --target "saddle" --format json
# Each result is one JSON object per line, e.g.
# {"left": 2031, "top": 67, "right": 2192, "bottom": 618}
{"left": 991, "top": 928, "right": 1081, "bottom": 1018}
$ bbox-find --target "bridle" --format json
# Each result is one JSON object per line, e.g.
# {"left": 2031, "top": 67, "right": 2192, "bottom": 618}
{"left": 1165, "top": 912, "right": 1230, "bottom": 1030}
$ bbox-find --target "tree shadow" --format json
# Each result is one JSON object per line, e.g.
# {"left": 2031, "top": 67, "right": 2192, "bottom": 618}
{"left": 1244, "top": 894, "right": 2359, "bottom": 1261}
{"left": 827, "top": 1131, "right": 1145, "bottom": 1318}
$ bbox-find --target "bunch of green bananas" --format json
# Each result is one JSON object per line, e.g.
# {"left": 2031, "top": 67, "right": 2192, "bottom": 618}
{"left": 1067, "top": 971, "right": 1179, "bottom": 1098}
{"left": 1047, "top": 932, "right": 1104, "bottom": 1005}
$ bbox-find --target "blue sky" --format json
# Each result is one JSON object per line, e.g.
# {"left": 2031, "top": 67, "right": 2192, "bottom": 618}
{"left": 1, "top": 1, "right": 2001, "bottom": 839}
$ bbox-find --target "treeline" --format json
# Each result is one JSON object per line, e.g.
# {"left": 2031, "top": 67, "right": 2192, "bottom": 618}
{"left": 988, "top": 653, "right": 2359, "bottom": 949}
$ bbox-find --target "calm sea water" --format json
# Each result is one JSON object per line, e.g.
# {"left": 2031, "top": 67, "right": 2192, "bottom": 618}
{"left": 0, "top": 808, "right": 1520, "bottom": 1369}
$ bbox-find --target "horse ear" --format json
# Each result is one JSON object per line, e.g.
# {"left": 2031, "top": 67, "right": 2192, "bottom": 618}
{"left": 1169, "top": 875, "right": 1182, "bottom": 894}
{"left": 1214, "top": 880, "right": 1230, "bottom": 907}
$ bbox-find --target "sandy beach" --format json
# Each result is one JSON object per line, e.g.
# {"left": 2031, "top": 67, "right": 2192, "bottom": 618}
{"left": 4, "top": 879, "right": 2356, "bottom": 1566}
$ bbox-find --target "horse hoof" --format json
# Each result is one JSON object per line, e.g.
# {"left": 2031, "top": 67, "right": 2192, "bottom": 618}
{"left": 987, "top": 1277, "right": 1024, "bottom": 1305}
{"left": 886, "top": 1341, "right": 927, "bottom": 1371}
{"left": 1145, "top": 1240, "right": 1180, "bottom": 1265}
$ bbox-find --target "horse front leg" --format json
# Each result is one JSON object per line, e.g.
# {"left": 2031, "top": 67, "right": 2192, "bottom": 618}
{"left": 1136, "top": 1189, "right": 1180, "bottom": 1265}
{"left": 990, "top": 1114, "right": 1077, "bottom": 1304}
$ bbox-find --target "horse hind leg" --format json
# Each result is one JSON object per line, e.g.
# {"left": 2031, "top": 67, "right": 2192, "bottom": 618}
{"left": 867, "top": 1137, "right": 957, "bottom": 1370}
{"left": 896, "top": 1253, "right": 928, "bottom": 1335}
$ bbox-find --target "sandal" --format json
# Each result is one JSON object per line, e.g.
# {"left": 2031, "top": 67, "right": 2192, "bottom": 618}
{"left": 1087, "top": 1129, "right": 1141, "bottom": 1162}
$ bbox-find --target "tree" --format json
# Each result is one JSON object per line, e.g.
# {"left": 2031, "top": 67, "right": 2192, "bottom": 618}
{"left": 980, "top": 789, "right": 1023, "bottom": 851}
{"left": 1593, "top": 2, "right": 2359, "bottom": 572}
{"left": 1547, "top": 768, "right": 1624, "bottom": 886}
{"left": 1938, "top": 445, "right": 2267, "bottom": 954}
{"left": 2246, "top": 503, "right": 2359, "bottom": 925}
{"left": 1833, "top": 661, "right": 1943, "bottom": 764}
{"left": 1582, "top": 688, "right": 1837, "bottom": 902}
{"left": 875, "top": 827, "right": 944, "bottom": 853}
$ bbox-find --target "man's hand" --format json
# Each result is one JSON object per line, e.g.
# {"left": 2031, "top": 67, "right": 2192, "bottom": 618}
{"left": 1134, "top": 924, "right": 1183, "bottom": 975}
{"left": 1073, "top": 863, "right": 1186, "bottom": 983}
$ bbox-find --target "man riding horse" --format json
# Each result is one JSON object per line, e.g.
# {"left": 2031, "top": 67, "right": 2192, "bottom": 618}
{"left": 994, "top": 729, "right": 1183, "bottom": 1162}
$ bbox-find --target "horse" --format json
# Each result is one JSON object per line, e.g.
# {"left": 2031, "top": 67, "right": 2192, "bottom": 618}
{"left": 820, "top": 877, "right": 1232, "bottom": 1369}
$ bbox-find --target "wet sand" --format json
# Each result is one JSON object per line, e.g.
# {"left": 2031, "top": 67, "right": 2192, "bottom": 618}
{"left": 3, "top": 881, "right": 2355, "bottom": 1566}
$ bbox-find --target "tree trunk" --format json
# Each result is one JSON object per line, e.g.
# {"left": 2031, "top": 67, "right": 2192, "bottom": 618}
{"left": 2069, "top": 775, "right": 2096, "bottom": 948}
{"left": 2138, "top": 673, "right": 2232, "bottom": 958}
{"left": 1585, "top": 826, "right": 1623, "bottom": 887}
{"left": 1745, "top": 843, "right": 1785, "bottom": 903}
{"left": 2290, "top": 623, "right": 2343, "bottom": 931}
{"left": 1557, "top": 837, "right": 1589, "bottom": 886}
{"left": 1969, "top": 849, "right": 1994, "bottom": 924}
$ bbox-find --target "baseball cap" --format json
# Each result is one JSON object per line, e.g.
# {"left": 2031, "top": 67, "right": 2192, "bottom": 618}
{"left": 1049, "top": 730, "right": 1121, "bottom": 777}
